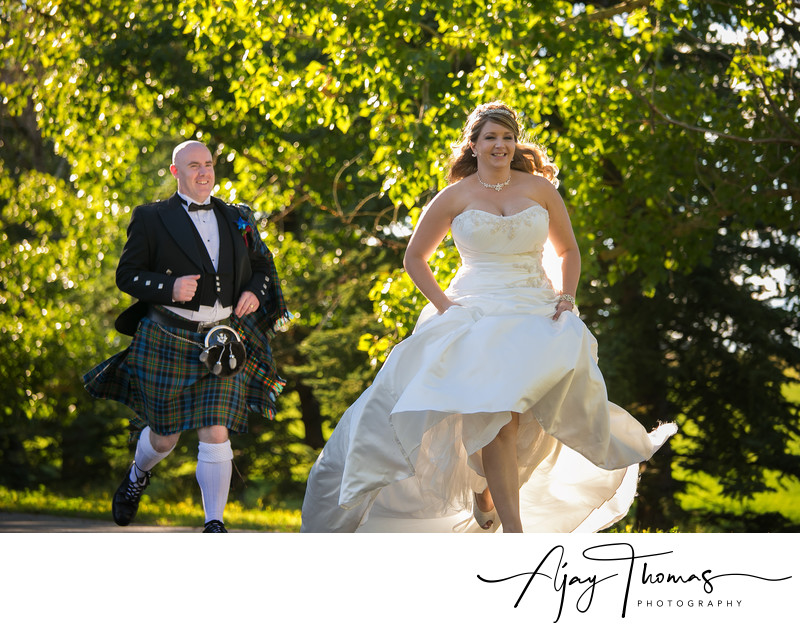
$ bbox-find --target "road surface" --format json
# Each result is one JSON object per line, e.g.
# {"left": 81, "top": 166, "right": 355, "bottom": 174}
{"left": 0, "top": 511, "right": 201, "bottom": 532}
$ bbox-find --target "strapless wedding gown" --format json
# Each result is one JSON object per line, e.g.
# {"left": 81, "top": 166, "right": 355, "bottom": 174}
{"left": 301, "top": 205, "right": 676, "bottom": 532}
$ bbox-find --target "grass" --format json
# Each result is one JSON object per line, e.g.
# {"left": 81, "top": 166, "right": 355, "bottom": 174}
{"left": 668, "top": 372, "right": 800, "bottom": 530}
{"left": 4, "top": 479, "right": 798, "bottom": 533}
{"left": 0, "top": 486, "right": 302, "bottom": 532}
{"left": 672, "top": 435, "right": 800, "bottom": 530}
{"left": 676, "top": 469, "right": 800, "bottom": 523}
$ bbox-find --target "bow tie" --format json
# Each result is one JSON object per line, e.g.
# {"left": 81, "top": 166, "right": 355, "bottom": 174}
{"left": 188, "top": 202, "right": 213, "bottom": 212}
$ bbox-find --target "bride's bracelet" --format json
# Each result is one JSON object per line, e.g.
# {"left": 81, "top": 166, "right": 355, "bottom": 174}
{"left": 558, "top": 293, "right": 576, "bottom": 307}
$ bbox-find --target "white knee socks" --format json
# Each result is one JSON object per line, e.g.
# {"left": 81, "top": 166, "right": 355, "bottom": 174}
{"left": 196, "top": 440, "right": 233, "bottom": 523}
{"left": 129, "top": 429, "right": 233, "bottom": 523}
{"left": 130, "top": 427, "right": 175, "bottom": 482}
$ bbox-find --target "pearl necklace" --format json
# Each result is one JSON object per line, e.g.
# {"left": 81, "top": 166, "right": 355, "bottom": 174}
{"left": 478, "top": 174, "right": 511, "bottom": 191}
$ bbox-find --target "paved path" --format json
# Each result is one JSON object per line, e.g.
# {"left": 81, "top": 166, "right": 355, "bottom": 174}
{"left": 0, "top": 511, "right": 198, "bottom": 532}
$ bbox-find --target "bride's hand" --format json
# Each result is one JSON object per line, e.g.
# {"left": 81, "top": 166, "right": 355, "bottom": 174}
{"left": 552, "top": 299, "right": 574, "bottom": 320}
{"left": 438, "top": 300, "right": 461, "bottom": 314}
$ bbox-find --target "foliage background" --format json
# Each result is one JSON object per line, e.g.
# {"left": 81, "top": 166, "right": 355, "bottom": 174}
{"left": 1, "top": 0, "right": 798, "bottom": 531}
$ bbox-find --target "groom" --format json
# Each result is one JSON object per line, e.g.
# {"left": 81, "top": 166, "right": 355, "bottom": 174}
{"left": 84, "top": 140, "right": 288, "bottom": 532}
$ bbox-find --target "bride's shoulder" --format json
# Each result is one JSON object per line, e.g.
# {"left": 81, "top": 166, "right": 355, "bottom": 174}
{"left": 435, "top": 178, "right": 472, "bottom": 198}
{"left": 517, "top": 172, "right": 562, "bottom": 203}
{"left": 426, "top": 180, "right": 472, "bottom": 218}
{"left": 516, "top": 171, "right": 555, "bottom": 189}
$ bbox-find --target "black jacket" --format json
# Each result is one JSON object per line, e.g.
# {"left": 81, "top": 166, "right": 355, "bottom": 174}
{"left": 114, "top": 193, "right": 271, "bottom": 335}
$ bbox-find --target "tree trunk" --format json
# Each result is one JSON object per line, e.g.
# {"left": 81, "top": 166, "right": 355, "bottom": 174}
{"left": 296, "top": 381, "right": 325, "bottom": 450}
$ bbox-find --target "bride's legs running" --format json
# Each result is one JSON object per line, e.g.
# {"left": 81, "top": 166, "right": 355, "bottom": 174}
{"left": 481, "top": 413, "right": 523, "bottom": 533}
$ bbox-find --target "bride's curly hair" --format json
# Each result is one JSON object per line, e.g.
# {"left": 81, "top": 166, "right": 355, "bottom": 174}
{"left": 447, "top": 101, "right": 559, "bottom": 187}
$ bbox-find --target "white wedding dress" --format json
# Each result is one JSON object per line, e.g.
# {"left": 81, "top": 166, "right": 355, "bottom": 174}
{"left": 301, "top": 204, "right": 676, "bottom": 532}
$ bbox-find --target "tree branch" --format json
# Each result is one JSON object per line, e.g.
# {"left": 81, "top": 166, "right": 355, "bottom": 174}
{"left": 562, "top": 0, "right": 654, "bottom": 25}
{"left": 630, "top": 88, "right": 800, "bottom": 147}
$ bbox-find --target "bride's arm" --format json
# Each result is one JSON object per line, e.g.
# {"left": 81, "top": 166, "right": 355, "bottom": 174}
{"left": 403, "top": 191, "right": 460, "bottom": 313}
{"left": 541, "top": 181, "right": 581, "bottom": 312}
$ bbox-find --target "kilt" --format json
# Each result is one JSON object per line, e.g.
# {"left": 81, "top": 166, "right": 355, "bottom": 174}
{"left": 83, "top": 313, "right": 285, "bottom": 438}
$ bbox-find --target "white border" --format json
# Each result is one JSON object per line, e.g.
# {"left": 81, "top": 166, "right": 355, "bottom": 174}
{"left": 2, "top": 532, "right": 796, "bottom": 630}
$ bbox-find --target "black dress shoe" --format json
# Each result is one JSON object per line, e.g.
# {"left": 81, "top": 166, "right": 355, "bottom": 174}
{"left": 112, "top": 463, "right": 151, "bottom": 526}
{"left": 203, "top": 520, "right": 228, "bottom": 533}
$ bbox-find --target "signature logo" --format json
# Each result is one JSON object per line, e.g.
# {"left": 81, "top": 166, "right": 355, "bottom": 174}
{"left": 477, "top": 542, "right": 791, "bottom": 622}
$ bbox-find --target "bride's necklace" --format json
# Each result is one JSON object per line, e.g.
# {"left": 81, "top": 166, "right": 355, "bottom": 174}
{"left": 478, "top": 173, "right": 511, "bottom": 192}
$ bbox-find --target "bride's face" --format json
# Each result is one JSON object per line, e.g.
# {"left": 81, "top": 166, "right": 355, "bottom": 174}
{"left": 471, "top": 121, "right": 516, "bottom": 168}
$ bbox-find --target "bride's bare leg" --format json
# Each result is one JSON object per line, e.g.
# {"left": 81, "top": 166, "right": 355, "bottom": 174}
{"left": 481, "top": 413, "right": 523, "bottom": 533}
{"left": 475, "top": 487, "right": 494, "bottom": 512}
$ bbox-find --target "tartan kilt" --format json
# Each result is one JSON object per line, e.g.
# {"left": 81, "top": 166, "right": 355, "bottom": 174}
{"left": 83, "top": 313, "right": 285, "bottom": 438}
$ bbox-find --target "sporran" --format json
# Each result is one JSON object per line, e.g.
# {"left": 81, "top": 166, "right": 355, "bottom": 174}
{"left": 154, "top": 322, "right": 247, "bottom": 378}
{"left": 198, "top": 325, "right": 247, "bottom": 377}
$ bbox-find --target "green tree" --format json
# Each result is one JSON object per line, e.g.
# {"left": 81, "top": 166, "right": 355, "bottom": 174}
{"left": 1, "top": 0, "right": 797, "bottom": 528}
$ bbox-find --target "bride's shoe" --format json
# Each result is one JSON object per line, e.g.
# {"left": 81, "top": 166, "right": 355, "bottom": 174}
{"left": 473, "top": 493, "right": 498, "bottom": 531}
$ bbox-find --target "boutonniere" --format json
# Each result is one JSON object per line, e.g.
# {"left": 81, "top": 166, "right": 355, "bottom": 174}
{"left": 236, "top": 217, "right": 253, "bottom": 247}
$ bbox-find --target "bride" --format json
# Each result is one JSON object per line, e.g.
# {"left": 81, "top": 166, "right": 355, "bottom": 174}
{"left": 301, "top": 101, "right": 676, "bottom": 533}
